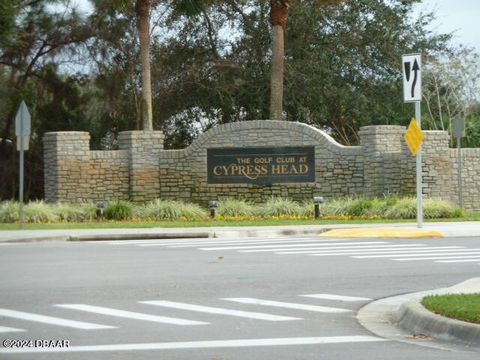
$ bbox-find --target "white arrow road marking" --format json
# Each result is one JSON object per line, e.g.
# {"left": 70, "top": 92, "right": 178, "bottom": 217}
{"left": 199, "top": 241, "right": 389, "bottom": 251}
{"left": 0, "top": 335, "right": 387, "bottom": 354}
{"left": 55, "top": 304, "right": 208, "bottom": 326}
{"left": 0, "top": 309, "right": 114, "bottom": 330}
{"left": 300, "top": 294, "right": 371, "bottom": 302}
{"left": 0, "top": 326, "right": 25, "bottom": 333}
{"left": 221, "top": 298, "right": 350, "bottom": 313}
{"left": 139, "top": 301, "right": 301, "bottom": 321}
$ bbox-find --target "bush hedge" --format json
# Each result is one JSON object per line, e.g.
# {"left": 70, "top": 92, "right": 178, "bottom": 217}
{"left": 0, "top": 196, "right": 464, "bottom": 223}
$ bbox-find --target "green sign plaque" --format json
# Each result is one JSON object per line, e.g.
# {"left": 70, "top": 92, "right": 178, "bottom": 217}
{"left": 207, "top": 146, "right": 315, "bottom": 184}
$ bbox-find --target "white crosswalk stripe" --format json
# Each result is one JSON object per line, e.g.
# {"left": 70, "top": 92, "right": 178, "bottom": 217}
{"left": 300, "top": 294, "right": 371, "bottom": 302}
{"left": 140, "top": 301, "right": 301, "bottom": 321}
{"left": 354, "top": 251, "right": 480, "bottom": 259}
{"left": 436, "top": 258, "right": 480, "bottom": 263}
{"left": 0, "top": 309, "right": 115, "bottom": 330}
{"left": 89, "top": 236, "right": 480, "bottom": 266}
{"left": 394, "top": 255, "right": 480, "bottom": 261}
{"left": 0, "top": 326, "right": 25, "bottom": 333}
{"left": 305, "top": 247, "right": 465, "bottom": 256}
{"left": 153, "top": 238, "right": 358, "bottom": 248}
{"left": 55, "top": 304, "right": 208, "bottom": 326}
{"left": 199, "top": 241, "right": 388, "bottom": 251}
{"left": 0, "top": 335, "right": 387, "bottom": 354}
{"left": 221, "top": 298, "right": 350, "bottom": 313}
{"left": 245, "top": 244, "right": 430, "bottom": 253}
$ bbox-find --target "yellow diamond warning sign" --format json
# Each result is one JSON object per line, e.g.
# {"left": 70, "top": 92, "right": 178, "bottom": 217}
{"left": 405, "top": 118, "right": 424, "bottom": 156}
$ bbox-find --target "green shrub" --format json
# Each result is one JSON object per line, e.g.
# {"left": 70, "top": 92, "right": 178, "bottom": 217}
{"left": 424, "top": 198, "right": 463, "bottom": 219}
{"left": 384, "top": 197, "right": 417, "bottom": 219}
{"left": 103, "top": 200, "right": 133, "bottom": 220}
{"left": 321, "top": 197, "right": 354, "bottom": 216}
{"left": 78, "top": 202, "right": 98, "bottom": 221}
{"left": 217, "top": 198, "right": 256, "bottom": 217}
{"left": 24, "top": 201, "right": 58, "bottom": 223}
{"left": 55, "top": 202, "right": 98, "bottom": 222}
{"left": 0, "top": 201, "right": 19, "bottom": 223}
{"left": 259, "top": 197, "right": 302, "bottom": 216}
{"left": 135, "top": 199, "right": 207, "bottom": 220}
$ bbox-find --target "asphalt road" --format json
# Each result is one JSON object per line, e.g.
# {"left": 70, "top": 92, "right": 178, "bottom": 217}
{"left": 0, "top": 235, "right": 479, "bottom": 360}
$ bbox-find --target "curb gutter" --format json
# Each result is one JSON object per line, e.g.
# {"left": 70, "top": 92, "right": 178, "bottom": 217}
{"left": 357, "top": 278, "right": 480, "bottom": 351}
{"left": 397, "top": 300, "right": 480, "bottom": 347}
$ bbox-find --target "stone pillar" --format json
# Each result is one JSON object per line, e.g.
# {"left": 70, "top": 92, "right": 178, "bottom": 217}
{"left": 119, "top": 131, "right": 164, "bottom": 202}
{"left": 43, "top": 132, "right": 90, "bottom": 203}
{"left": 358, "top": 126, "right": 405, "bottom": 197}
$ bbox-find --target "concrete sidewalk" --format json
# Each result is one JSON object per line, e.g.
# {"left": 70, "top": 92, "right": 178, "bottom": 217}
{"left": 0, "top": 221, "right": 479, "bottom": 243}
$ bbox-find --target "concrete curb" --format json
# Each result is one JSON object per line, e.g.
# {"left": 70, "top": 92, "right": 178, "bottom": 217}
{"left": 397, "top": 300, "right": 480, "bottom": 347}
{"left": 357, "top": 278, "right": 480, "bottom": 351}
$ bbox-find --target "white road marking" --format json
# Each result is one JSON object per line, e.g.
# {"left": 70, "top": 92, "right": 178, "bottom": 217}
{"left": 140, "top": 301, "right": 301, "bottom": 321}
{"left": 104, "top": 237, "right": 331, "bottom": 246}
{"left": 301, "top": 247, "right": 464, "bottom": 256}
{"left": 221, "top": 298, "right": 350, "bottom": 313}
{"left": 300, "top": 294, "right": 371, "bottom": 302}
{"left": 0, "top": 335, "right": 386, "bottom": 354}
{"left": 163, "top": 240, "right": 333, "bottom": 248}
{"left": 436, "top": 258, "right": 480, "bottom": 263}
{"left": 0, "top": 243, "right": 25, "bottom": 246}
{"left": 394, "top": 255, "right": 480, "bottom": 261}
{"left": 155, "top": 238, "right": 354, "bottom": 248}
{"left": 199, "top": 241, "right": 389, "bottom": 251}
{"left": 0, "top": 309, "right": 114, "bottom": 330}
{"left": 0, "top": 326, "right": 25, "bottom": 333}
{"left": 354, "top": 251, "right": 480, "bottom": 259}
{"left": 244, "top": 244, "right": 429, "bottom": 254}
{"left": 55, "top": 304, "right": 207, "bottom": 326}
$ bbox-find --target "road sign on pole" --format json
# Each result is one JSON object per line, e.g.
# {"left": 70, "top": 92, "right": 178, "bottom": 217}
{"left": 15, "top": 100, "right": 31, "bottom": 230}
{"left": 402, "top": 54, "right": 422, "bottom": 103}
{"left": 402, "top": 53, "right": 423, "bottom": 228}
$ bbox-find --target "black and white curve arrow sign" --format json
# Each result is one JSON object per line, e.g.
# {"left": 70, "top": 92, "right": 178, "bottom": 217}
{"left": 402, "top": 54, "right": 422, "bottom": 102}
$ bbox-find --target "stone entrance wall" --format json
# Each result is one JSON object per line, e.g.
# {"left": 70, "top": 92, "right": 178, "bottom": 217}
{"left": 43, "top": 120, "right": 480, "bottom": 210}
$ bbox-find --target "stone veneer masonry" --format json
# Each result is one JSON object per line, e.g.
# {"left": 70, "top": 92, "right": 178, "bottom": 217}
{"left": 43, "top": 121, "right": 480, "bottom": 210}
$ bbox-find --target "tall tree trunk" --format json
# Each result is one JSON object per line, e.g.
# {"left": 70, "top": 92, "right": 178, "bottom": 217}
{"left": 269, "top": 0, "right": 289, "bottom": 120}
{"left": 135, "top": 0, "right": 153, "bottom": 131}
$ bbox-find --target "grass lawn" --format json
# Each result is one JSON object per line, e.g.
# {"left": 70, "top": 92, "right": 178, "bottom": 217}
{"left": 0, "top": 212, "right": 479, "bottom": 230}
{"left": 422, "top": 294, "right": 480, "bottom": 324}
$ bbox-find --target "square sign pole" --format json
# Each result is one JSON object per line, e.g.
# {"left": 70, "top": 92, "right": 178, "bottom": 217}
{"left": 15, "top": 100, "right": 31, "bottom": 230}
{"left": 402, "top": 53, "right": 423, "bottom": 228}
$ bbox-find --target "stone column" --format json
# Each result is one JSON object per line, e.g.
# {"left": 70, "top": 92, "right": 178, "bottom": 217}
{"left": 43, "top": 132, "right": 90, "bottom": 203}
{"left": 119, "top": 131, "right": 164, "bottom": 202}
{"left": 358, "top": 126, "right": 405, "bottom": 197}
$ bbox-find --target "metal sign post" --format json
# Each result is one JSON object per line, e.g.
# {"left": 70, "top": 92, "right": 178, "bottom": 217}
{"left": 402, "top": 54, "right": 423, "bottom": 228}
{"left": 15, "top": 101, "right": 31, "bottom": 230}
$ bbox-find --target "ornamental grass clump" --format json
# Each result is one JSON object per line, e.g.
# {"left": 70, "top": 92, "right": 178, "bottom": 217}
{"left": 217, "top": 198, "right": 256, "bottom": 217}
{"left": 136, "top": 199, "right": 207, "bottom": 220}
{"left": 103, "top": 200, "right": 133, "bottom": 220}
{"left": 424, "top": 198, "right": 463, "bottom": 219}
{"left": 54, "top": 203, "right": 88, "bottom": 222}
{"left": 384, "top": 197, "right": 417, "bottom": 219}
{"left": 24, "top": 201, "right": 58, "bottom": 223}
{"left": 259, "top": 197, "right": 303, "bottom": 216}
{"left": 0, "top": 201, "right": 19, "bottom": 223}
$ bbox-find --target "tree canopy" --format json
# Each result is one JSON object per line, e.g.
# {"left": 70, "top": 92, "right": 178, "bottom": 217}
{"left": 0, "top": 0, "right": 479, "bottom": 200}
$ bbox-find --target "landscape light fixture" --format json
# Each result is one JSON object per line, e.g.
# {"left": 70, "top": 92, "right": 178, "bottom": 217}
{"left": 96, "top": 200, "right": 108, "bottom": 221}
{"left": 313, "top": 196, "right": 324, "bottom": 219}
{"left": 208, "top": 200, "right": 219, "bottom": 219}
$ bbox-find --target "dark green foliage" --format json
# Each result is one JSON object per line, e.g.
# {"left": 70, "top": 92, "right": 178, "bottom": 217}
{"left": 103, "top": 200, "right": 133, "bottom": 220}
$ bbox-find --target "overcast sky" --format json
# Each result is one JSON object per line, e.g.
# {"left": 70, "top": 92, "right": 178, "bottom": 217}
{"left": 71, "top": 0, "right": 479, "bottom": 52}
